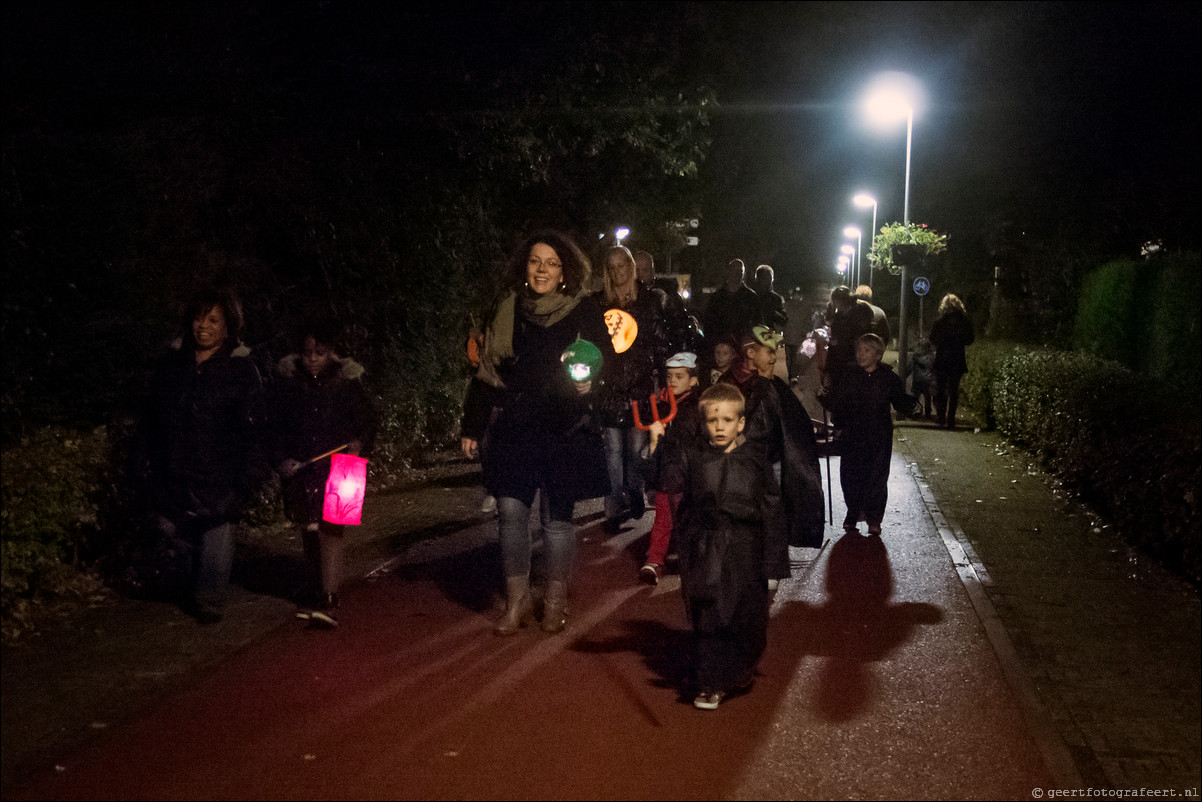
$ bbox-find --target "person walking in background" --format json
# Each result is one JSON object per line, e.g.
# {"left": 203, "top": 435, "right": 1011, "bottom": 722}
{"left": 929, "top": 293, "right": 975, "bottom": 429}
{"left": 461, "top": 230, "right": 611, "bottom": 636}
{"left": 908, "top": 336, "right": 935, "bottom": 420}
{"left": 702, "top": 259, "right": 759, "bottom": 352}
{"left": 272, "top": 319, "right": 376, "bottom": 628}
{"left": 854, "top": 284, "right": 891, "bottom": 345}
{"left": 592, "top": 245, "right": 670, "bottom": 534}
{"left": 782, "top": 286, "right": 809, "bottom": 384}
{"left": 635, "top": 249, "right": 697, "bottom": 354}
{"left": 822, "top": 285, "right": 875, "bottom": 442}
{"left": 827, "top": 333, "right": 915, "bottom": 536}
{"left": 136, "top": 286, "right": 266, "bottom": 624}
{"left": 753, "top": 265, "right": 787, "bottom": 335}
{"left": 654, "top": 382, "right": 786, "bottom": 710}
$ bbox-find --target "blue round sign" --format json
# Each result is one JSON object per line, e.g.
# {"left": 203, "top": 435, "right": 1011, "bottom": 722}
{"left": 913, "top": 276, "right": 930, "bottom": 297}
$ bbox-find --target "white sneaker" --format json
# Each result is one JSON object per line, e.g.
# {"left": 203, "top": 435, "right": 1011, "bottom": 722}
{"left": 693, "top": 691, "right": 724, "bottom": 710}
{"left": 480, "top": 495, "right": 497, "bottom": 514}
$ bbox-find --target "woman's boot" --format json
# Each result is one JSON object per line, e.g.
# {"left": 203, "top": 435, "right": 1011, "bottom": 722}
{"left": 541, "top": 579, "right": 569, "bottom": 634}
{"left": 494, "top": 575, "right": 533, "bottom": 636}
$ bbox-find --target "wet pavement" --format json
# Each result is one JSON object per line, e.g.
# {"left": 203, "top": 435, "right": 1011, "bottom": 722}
{"left": 1, "top": 414, "right": 1198, "bottom": 800}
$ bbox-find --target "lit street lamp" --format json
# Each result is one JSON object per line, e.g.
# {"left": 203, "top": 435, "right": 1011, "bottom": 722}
{"left": 840, "top": 243, "right": 856, "bottom": 287}
{"left": 836, "top": 254, "right": 850, "bottom": 283}
{"left": 842, "top": 225, "right": 862, "bottom": 288}
{"left": 615, "top": 227, "right": 630, "bottom": 246}
{"left": 852, "top": 193, "right": 877, "bottom": 289}
{"left": 864, "top": 71, "right": 922, "bottom": 371}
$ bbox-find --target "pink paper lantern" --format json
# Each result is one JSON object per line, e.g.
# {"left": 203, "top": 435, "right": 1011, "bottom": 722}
{"left": 323, "top": 453, "right": 368, "bottom": 525}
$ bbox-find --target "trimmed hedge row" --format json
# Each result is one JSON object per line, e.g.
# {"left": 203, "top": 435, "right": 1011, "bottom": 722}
{"left": 964, "top": 343, "right": 1201, "bottom": 586}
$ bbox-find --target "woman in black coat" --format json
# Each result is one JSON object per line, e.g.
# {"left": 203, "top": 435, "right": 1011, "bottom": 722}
{"left": 929, "top": 293, "right": 975, "bottom": 429}
{"left": 138, "top": 287, "right": 265, "bottom": 624}
{"left": 461, "top": 230, "right": 612, "bottom": 636}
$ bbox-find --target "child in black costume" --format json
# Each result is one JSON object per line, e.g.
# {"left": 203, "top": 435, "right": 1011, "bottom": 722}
{"left": 828, "top": 333, "right": 915, "bottom": 536}
{"left": 659, "top": 382, "right": 787, "bottom": 710}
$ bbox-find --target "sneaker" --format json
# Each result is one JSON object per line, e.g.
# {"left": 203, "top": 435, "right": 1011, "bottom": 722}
{"left": 601, "top": 519, "right": 623, "bottom": 536}
{"left": 843, "top": 524, "right": 859, "bottom": 536}
{"left": 480, "top": 495, "right": 497, "bottom": 515}
{"left": 639, "top": 563, "right": 662, "bottom": 585}
{"left": 693, "top": 690, "right": 724, "bottom": 710}
{"left": 309, "top": 609, "right": 338, "bottom": 628}
{"left": 867, "top": 524, "right": 882, "bottom": 536}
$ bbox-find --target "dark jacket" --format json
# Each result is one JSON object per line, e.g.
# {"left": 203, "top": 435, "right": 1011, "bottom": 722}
{"left": 462, "top": 294, "right": 612, "bottom": 504}
{"left": 139, "top": 342, "right": 266, "bottom": 522}
{"left": 702, "top": 284, "right": 759, "bottom": 346}
{"left": 829, "top": 363, "right": 915, "bottom": 451}
{"left": 930, "top": 310, "right": 975, "bottom": 375}
{"left": 271, "top": 353, "right": 377, "bottom": 523}
{"left": 827, "top": 299, "right": 875, "bottom": 377}
{"left": 591, "top": 284, "right": 671, "bottom": 428}
{"left": 757, "top": 290, "right": 788, "bottom": 333}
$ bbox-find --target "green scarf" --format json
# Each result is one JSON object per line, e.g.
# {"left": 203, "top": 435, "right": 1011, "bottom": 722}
{"left": 476, "top": 288, "right": 583, "bottom": 389}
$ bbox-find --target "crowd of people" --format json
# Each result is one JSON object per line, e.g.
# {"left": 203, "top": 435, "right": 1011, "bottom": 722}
{"left": 137, "top": 228, "right": 973, "bottom": 713}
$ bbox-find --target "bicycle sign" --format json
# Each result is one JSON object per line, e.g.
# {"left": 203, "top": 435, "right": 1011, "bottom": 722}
{"left": 913, "top": 276, "right": 930, "bottom": 297}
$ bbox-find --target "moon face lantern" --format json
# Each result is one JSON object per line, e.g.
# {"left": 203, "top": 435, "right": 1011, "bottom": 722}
{"left": 604, "top": 308, "right": 638, "bottom": 354}
{"left": 561, "top": 338, "right": 603, "bottom": 382}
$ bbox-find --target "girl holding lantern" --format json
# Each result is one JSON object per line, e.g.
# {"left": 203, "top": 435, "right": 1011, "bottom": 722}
{"left": 461, "top": 230, "right": 611, "bottom": 636}
{"left": 272, "top": 320, "right": 376, "bottom": 628}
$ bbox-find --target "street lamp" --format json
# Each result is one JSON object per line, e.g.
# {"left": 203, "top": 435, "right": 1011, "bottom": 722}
{"left": 852, "top": 193, "right": 877, "bottom": 289}
{"left": 842, "top": 225, "right": 862, "bottom": 288}
{"left": 836, "top": 254, "right": 850, "bottom": 283}
{"left": 615, "top": 227, "right": 630, "bottom": 246}
{"left": 864, "top": 71, "right": 923, "bottom": 372}
{"left": 840, "top": 243, "right": 856, "bottom": 287}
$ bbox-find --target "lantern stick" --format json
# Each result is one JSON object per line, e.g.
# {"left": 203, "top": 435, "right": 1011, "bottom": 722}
{"left": 304, "top": 443, "right": 353, "bottom": 466}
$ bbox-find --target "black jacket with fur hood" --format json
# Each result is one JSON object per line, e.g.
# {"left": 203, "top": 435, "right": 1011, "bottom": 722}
{"left": 270, "top": 352, "right": 376, "bottom": 519}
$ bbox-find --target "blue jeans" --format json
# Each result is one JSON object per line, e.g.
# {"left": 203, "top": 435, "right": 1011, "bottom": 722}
{"left": 156, "top": 514, "right": 234, "bottom": 610}
{"left": 498, "top": 493, "right": 576, "bottom": 582}
{"left": 603, "top": 426, "right": 648, "bottom": 521}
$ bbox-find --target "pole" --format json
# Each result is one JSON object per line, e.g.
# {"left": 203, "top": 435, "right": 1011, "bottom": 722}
{"left": 868, "top": 201, "right": 878, "bottom": 292}
{"left": 898, "top": 107, "right": 913, "bottom": 374}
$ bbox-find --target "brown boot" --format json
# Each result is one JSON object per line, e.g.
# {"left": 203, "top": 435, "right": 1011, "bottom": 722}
{"left": 494, "top": 575, "right": 533, "bottom": 636}
{"left": 541, "top": 579, "right": 569, "bottom": 634}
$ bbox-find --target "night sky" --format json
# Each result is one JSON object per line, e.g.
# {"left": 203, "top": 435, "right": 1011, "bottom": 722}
{"left": 5, "top": 1, "right": 1200, "bottom": 290}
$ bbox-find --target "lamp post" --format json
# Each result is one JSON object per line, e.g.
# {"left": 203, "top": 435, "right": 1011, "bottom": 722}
{"left": 865, "top": 72, "right": 921, "bottom": 372}
{"left": 836, "top": 255, "right": 850, "bottom": 284}
{"left": 843, "top": 225, "right": 862, "bottom": 288}
{"left": 852, "top": 193, "right": 877, "bottom": 289}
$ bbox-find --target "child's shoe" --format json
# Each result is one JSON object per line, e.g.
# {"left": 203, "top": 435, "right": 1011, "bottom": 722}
{"left": 693, "top": 690, "right": 724, "bottom": 710}
{"left": 639, "top": 563, "right": 662, "bottom": 585}
{"left": 309, "top": 593, "right": 339, "bottom": 629}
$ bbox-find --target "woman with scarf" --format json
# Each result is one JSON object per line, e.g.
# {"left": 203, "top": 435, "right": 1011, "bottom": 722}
{"left": 461, "top": 230, "right": 611, "bottom": 635}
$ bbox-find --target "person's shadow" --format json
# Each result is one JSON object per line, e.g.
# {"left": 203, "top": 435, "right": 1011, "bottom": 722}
{"left": 786, "top": 532, "right": 943, "bottom": 721}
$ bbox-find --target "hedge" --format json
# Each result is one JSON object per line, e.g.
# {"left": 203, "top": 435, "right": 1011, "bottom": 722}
{"left": 964, "top": 343, "right": 1200, "bottom": 586}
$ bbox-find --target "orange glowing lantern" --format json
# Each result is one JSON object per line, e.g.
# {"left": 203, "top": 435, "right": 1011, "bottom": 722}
{"left": 323, "top": 453, "right": 368, "bottom": 525}
{"left": 604, "top": 308, "right": 639, "bottom": 354}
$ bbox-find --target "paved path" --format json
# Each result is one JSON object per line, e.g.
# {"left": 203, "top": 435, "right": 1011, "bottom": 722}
{"left": 2, "top": 420, "right": 1198, "bottom": 800}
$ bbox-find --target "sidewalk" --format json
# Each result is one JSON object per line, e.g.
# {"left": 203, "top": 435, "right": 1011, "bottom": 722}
{"left": 2, "top": 418, "right": 1199, "bottom": 798}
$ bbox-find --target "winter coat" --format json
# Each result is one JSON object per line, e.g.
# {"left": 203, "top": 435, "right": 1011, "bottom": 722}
{"left": 271, "top": 353, "right": 377, "bottom": 523}
{"left": 591, "top": 285, "right": 672, "bottom": 428}
{"left": 138, "top": 341, "right": 266, "bottom": 522}
{"left": 702, "top": 284, "right": 760, "bottom": 347}
{"left": 930, "top": 310, "right": 975, "bottom": 376}
{"left": 462, "top": 293, "right": 612, "bottom": 504}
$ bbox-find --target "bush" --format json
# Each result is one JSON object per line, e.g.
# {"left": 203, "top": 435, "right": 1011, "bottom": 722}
{"left": 1, "top": 426, "right": 113, "bottom": 639}
{"left": 966, "top": 343, "right": 1201, "bottom": 586}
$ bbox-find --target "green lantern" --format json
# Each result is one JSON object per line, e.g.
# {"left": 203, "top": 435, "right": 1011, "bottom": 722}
{"left": 561, "top": 337, "right": 603, "bottom": 382}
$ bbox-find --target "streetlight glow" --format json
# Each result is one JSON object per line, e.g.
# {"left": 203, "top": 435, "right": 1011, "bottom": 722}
{"left": 863, "top": 71, "right": 923, "bottom": 370}
{"left": 615, "top": 227, "right": 630, "bottom": 244}
{"left": 853, "top": 193, "right": 878, "bottom": 289}
{"left": 843, "top": 225, "right": 862, "bottom": 288}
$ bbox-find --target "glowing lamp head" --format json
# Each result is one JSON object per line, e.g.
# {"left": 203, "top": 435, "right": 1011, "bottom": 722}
{"left": 323, "top": 453, "right": 368, "bottom": 525}
{"left": 561, "top": 337, "right": 603, "bottom": 382}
